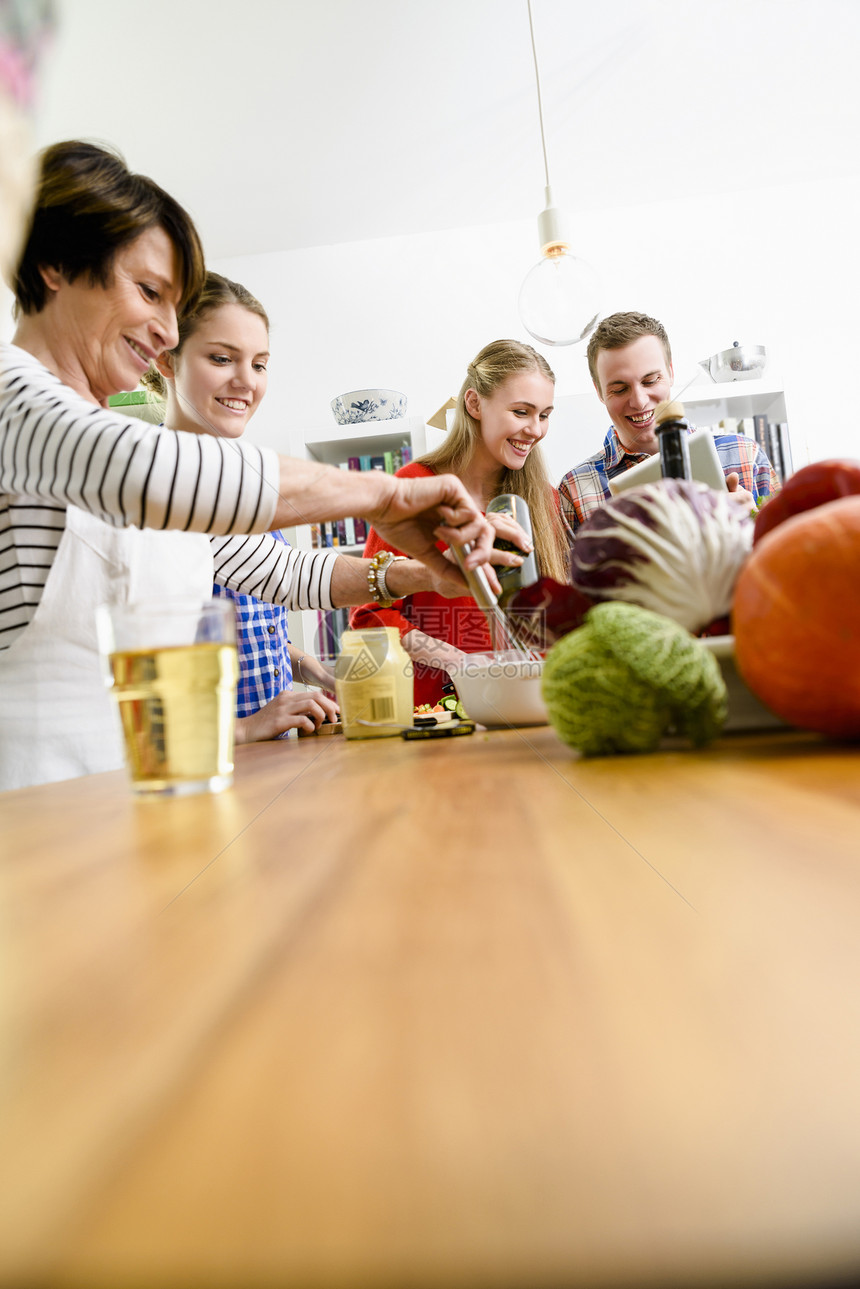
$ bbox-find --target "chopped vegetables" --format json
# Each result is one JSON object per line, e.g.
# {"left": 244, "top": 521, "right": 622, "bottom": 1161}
{"left": 415, "top": 698, "right": 468, "bottom": 720}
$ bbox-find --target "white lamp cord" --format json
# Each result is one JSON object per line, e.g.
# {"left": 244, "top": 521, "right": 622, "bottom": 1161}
{"left": 527, "top": 0, "right": 551, "bottom": 190}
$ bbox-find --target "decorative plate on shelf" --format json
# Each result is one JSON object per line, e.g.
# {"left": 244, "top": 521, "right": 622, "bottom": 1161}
{"left": 331, "top": 388, "right": 407, "bottom": 425}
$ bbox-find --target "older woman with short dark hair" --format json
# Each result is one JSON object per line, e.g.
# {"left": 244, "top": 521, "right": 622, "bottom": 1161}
{"left": 0, "top": 140, "right": 494, "bottom": 790}
{"left": 13, "top": 139, "right": 205, "bottom": 318}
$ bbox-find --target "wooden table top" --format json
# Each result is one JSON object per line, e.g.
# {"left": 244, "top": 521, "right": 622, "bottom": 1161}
{"left": 3, "top": 724, "right": 860, "bottom": 1288}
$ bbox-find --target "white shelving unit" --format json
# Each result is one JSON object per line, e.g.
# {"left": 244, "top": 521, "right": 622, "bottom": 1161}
{"left": 676, "top": 376, "right": 796, "bottom": 477}
{"left": 285, "top": 414, "right": 446, "bottom": 660}
{"left": 679, "top": 377, "right": 788, "bottom": 430}
{"left": 303, "top": 413, "right": 435, "bottom": 467}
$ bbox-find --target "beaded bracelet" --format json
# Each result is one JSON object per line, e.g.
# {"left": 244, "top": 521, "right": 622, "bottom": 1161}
{"left": 375, "top": 554, "right": 405, "bottom": 604}
{"left": 367, "top": 551, "right": 405, "bottom": 608}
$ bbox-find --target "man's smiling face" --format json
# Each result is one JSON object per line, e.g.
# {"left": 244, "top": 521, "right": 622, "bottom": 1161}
{"left": 594, "top": 334, "right": 674, "bottom": 455}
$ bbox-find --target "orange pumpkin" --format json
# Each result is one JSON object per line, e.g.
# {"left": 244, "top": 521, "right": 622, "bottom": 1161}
{"left": 733, "top": 495, "right": 860, "bottom": 738}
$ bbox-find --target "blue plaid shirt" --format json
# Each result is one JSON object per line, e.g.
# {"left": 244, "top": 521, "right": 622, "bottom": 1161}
{"left": 558, "top": 425, "right": 780, "bottom": 541}
{"left": 213, "top": 530, "right": 293, "bottom": 718}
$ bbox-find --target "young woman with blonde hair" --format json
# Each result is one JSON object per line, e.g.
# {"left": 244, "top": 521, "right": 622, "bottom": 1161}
{"left": 351, "top": 338, "right": 569, "bottom": 707}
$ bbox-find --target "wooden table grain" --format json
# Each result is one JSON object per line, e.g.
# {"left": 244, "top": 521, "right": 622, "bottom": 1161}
{"left": 3, "top": 725, "right": 860, "bottom": 1288}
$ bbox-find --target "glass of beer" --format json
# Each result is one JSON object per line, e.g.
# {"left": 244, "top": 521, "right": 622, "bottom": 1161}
{"left": 96, "top": 598, "right": 238, "bottom": 796}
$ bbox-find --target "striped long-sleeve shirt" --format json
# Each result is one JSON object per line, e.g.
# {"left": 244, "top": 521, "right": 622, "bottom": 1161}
{"left": 0, "top": 343, "right": 337, "bottom": 650}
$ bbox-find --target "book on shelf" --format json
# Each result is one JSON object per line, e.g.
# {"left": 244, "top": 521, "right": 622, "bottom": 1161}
{"left": 315, "top": 606, "right": 349, "bottom": 664}
{"left": 340, "top": 445, "right": 412, "bottom": 476}
{"left": 747, "top": 413, "right": 793, "bottom": 482}
{"left": 752, "top": 414, "right": 770, "bottom": 456}
{"left": 767, "top": 423, "right": 796, "bottom": 482}
{"left": 775, "top": 423, "right": 793, "bottom": 478}
{"left": 314, "top": 517, "right": 366, "bottom": 550}
{"left": 766, "top": 423, "right": 784, "bottom": 482}
{"left": 315, "top": 607, "right": 338, "bottom": 663}
{"left": 311, "top": 442, "right": 416, "bottom": 547}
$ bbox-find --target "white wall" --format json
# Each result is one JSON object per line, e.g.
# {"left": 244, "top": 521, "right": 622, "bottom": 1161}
{"left": 217, "top": 171, "right": 859, "bottom": 480}
{"left": 4, "top": 167, "right": 851, "bottom": 480}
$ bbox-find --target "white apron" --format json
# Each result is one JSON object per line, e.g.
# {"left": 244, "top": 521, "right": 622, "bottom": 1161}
{"left": 0, "top": 506, "right": 213, "bottom": 792}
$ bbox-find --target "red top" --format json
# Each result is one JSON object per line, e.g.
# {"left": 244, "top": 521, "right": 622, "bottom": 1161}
{"left": 349, "top": 462, "right": 493, "bottom": 706}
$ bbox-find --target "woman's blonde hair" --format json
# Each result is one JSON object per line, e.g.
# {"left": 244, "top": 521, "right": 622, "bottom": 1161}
{"left": 142, "top": 271, "right": 269, "bottom": 398}
{"left": 421, "top": 339, "right": 569, "bottom": 582}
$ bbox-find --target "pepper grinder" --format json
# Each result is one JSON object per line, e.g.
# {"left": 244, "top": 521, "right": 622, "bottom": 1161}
{"left": 654, "top": 399, "right": 691, "bottom": 480}
{"left": 486, "top": 493, "right": 539, "bottom": 608}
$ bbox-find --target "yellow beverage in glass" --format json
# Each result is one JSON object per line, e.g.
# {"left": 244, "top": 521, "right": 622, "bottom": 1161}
{"left": 97, "top": 598, "right": 238, "bottom": 797}
{"left": 108, "top": 642, "right": 238, "bottom": 795}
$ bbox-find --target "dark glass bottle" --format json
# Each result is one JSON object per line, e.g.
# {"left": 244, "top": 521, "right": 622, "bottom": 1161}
{"left": 655, "top": 400, "right": 691, "bottom": 480}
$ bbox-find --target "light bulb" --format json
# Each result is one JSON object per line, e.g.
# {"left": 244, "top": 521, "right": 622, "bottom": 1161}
{"left": 518, "top": 246, "right": 601, "bottom": 347}
{"left": 518, "top": 187, "right": 600, "bottom": 347}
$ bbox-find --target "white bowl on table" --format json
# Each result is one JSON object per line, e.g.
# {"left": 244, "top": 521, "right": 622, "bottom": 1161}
{"left": 701, "top": 635, "right": 789, "bottom": 732}
{"left": 450, "top": 654, "right": 548, "bottom": 728}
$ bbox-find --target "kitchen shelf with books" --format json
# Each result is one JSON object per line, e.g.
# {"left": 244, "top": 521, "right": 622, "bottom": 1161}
{"left": 680, "top": 375, "right": 796, "bottom": 482}
{"left": 303, "top": 414, "right": 433, "bottom": 468}
{"left": 285, "top": 414, "right": 445, "bottom": 663}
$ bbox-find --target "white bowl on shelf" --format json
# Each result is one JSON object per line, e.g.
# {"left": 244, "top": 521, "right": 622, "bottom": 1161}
{"left": 450, "top": 654, "right": 547, "bottom": 728}
{"left": 330, "top": 389, "right": 407, "bottom": 425}
{"left": 698, "top": 343, "right": 767, "bottom": 383}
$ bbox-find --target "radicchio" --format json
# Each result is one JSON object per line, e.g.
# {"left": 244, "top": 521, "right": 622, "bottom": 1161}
{"left": 571, "top": 478, "right": 753, "bottom": 634}
{"left": 506, "top": 577, "right": 594, "bottom": 649}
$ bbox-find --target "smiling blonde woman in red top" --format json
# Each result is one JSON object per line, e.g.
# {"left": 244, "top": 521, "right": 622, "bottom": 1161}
{"left": 351, "top": 339, "right": 570, "bottom": 706}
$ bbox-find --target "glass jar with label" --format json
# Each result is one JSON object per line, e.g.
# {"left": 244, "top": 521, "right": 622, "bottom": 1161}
{"left": 335, "top": 628, "right": 413, "bottom": 739}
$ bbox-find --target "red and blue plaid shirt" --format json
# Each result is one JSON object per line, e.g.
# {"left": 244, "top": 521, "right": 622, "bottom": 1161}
{"left": 558, "top": 425, "right": 780, "bottom": 541}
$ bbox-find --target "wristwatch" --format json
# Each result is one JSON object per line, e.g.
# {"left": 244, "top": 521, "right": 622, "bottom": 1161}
{"left": 367, "top": 551, "right": 406, "bottom": 608}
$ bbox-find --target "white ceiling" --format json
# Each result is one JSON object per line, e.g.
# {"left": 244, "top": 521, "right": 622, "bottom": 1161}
{"left": 35, "top": 0, "right": 860, "bottom": 261}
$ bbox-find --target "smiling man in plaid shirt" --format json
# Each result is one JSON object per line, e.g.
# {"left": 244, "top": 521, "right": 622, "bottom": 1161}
{"left": 558, "top": 312, "right": 780, "bottom": 541}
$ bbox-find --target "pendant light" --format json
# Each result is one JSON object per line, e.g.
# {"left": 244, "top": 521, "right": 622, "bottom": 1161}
{"left": 518, "top": 0, "right": 601, "bottom": 347}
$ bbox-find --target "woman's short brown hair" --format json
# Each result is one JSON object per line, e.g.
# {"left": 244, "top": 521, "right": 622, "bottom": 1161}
{"left": 12, "top": 139, "right": 206, "bottom": 316}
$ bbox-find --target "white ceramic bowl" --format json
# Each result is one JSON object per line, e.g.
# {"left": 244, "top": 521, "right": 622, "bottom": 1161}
{"left": 701, "top": 635, "right": 788, "bottom": 731}
{"left": 330, "top": 388, "right": 407, "bottom": 425}
{"left": 451, "top": 654, "right": 548, "bottom": 728}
